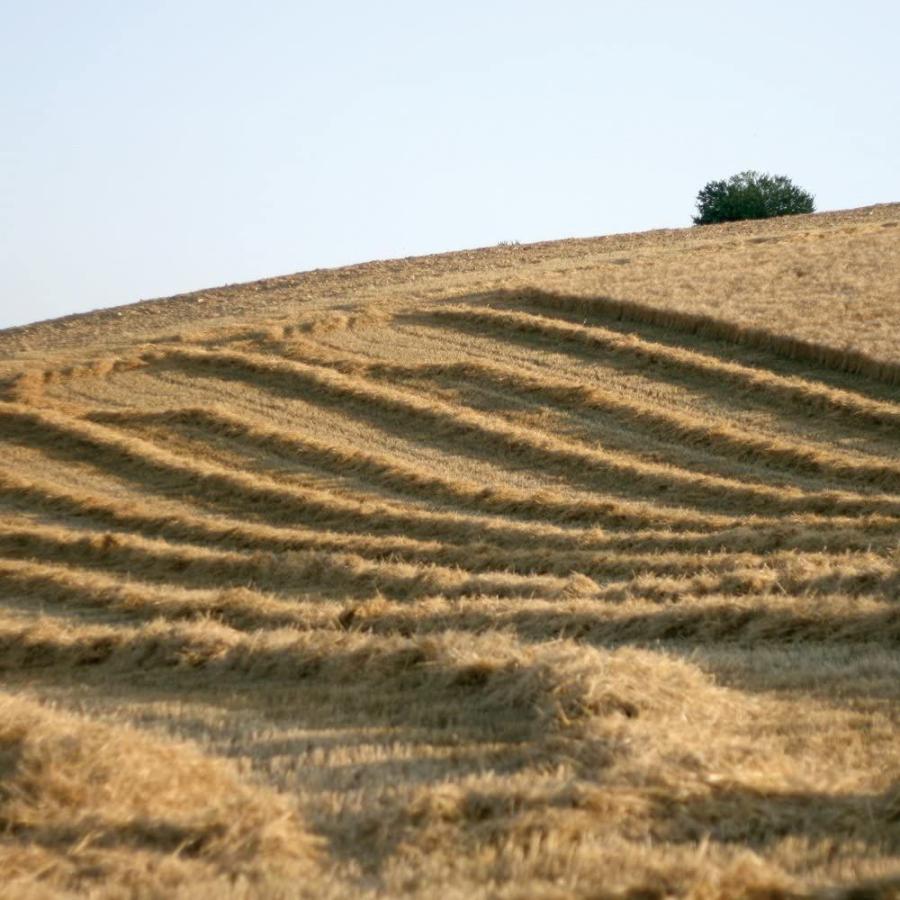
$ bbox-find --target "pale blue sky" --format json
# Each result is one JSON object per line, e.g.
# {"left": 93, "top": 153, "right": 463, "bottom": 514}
{"left": 2, "top": 1, "right": 897, "bottom": 329}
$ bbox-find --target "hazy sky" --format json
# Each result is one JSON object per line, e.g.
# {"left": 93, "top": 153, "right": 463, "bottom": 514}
{"left": 2, "top": 1, "right": 898, "bottom": 330}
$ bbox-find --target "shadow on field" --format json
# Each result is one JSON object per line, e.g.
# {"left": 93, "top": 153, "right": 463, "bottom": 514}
{"left": 0, "top": 666, "right": 598, "bottom": 873}
{"left": 653, "top": 781, "right": 900, "bottom": 852}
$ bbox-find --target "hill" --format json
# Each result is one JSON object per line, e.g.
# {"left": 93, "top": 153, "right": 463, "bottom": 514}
{"left": 1, "top": 204, "right": 899, "bottom": 898}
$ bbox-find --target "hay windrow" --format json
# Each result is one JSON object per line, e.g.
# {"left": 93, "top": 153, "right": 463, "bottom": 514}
{"left": 0, "top": 692, "right": 320, "bottom": 897}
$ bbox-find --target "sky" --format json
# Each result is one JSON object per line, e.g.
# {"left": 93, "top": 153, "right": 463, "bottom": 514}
{"left": 1, "top": 1, "right": 898, "bottom": 330}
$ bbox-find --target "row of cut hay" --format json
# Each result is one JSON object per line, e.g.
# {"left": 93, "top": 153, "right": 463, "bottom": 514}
{"left": 188, "top": 306, "right": 392, "bottom": 347}
{"left": 0, "top": 614, "right": 711, "bottom": 751}
{"left": 92, "top": 402, "right": 900, "bottom": 532}
{"left": 424, "top": 305, "right": 900, "bottom": 429}
{"left": 0, "top": 691, "right": 320, "bottom": 897}
{"left": 591, "top": 557, "right": 900, "bottom": 603}
{"left": 2, "top": 354, "right": 148, "bottom": 404}
{"left": 87, "top": 405, "right": 736, "bottom": 528}
{"left": 15, "top": 330, "right": 900, "bottom": 509}
{"left": 0, "top": 468, "right": 484, "bottom": 560}
{"left": 326, "top": 356, "right": 900, "bottom": 490}
{"left": 4, "top": 547, "right": 897, "bottom": 660}
{"left": 507, "top": 287, "right": 900, "bottom": 387}
{"left": 5, "top": 403, "right": 659, "bottom": 545}
{"left": 2, "top": 468, "right": 898, "bottom": 580}
{"left": 0, "top": 309, "right": 385, "bottom": 402}
{"left": 2, "top": 525, "right": 896, "bottom": 618}
{"left": 6, "top": 514, "right": 895, "bottom": 585}
{"left": 336, "top": 593, "right": 900, "bottom": 646}
{"left": 0, "top": 526, "right": 600, "bottom": 605}
{"left": 139, "top": 350, "right": 900, "bottom": 517}
{"left": 6, "top": 399, "right": 786, "bottom": 537}
{"left": 0, "top": 555, "right": 313, "bottom": 630}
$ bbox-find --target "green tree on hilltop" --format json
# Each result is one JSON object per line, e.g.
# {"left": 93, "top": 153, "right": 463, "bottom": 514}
{"left": 693, "top": 171, "right": 815, "bottom": 225}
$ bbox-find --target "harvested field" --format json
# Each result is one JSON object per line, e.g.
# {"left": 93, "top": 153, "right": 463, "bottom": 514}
{"left": 1, "top": 204, "right": 898, "bottom": 898}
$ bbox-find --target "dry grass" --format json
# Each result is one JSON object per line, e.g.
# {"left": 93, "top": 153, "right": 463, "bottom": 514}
{"left": 1, "top": 204, "right": 899, "bottom": 898}
{"left": 0, "top": 691, "right": 320, "bottom": 898}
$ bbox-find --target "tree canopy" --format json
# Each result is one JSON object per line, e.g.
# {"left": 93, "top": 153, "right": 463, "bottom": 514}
{"left": 693, "top": 171, "right": 815, "bottom": 225}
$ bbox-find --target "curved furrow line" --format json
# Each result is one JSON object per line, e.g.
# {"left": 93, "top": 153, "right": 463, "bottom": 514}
{"left": 1, "top": 468, "right": 897, "bottom": 580}
{"left": 341, "top": 358, "right": 900, "bottom": 491}
{"left": 2, "top": 355, "right": 148, "bottom": 404}
{"left": 0, "top": 524, "right": 593, "bottom": 603}
{"left": 87, "top": 404, "right": 865, "bottom": 530}
{"left": 8, "top": 402, "right": 697, "bottom": 545}
{"left": 0, "top": 472, "right": 898, "bottom": 592}
{"left": 4, "top": 521, "right": 894, "bottom": 603}
{"left": 143, "top": 348, "right": 900, "bottom": 517}
{"left": 86, "top": 406, "right": 722, "bottom": 527}
{"left": 0, "top": 469, "right": 472, "bottom": 561}
{"left": 3, "top": 588, "right": 897, "bottom": 690}
{"left": 503, "top": 287, "right": 900, "bottom": 388}
{"left": 4, "top": 401, "right": 772, "bottom": 535}
{"left": 339, "top": 594, "right": 900, "bottom": 647}
{"left": 521, "top": 598, "right": 900, "bottom": 645}
{"left": 0, "top": 557, "right": 308, "bottom": 630}
{"left": 5, "top": 527, "right": 895, "bottom": 640}
{"left": 421, "top": 306, "right": 900, "bottom": 430}
{"left": 594, "top": 560, "right": 900, "bottom": 603}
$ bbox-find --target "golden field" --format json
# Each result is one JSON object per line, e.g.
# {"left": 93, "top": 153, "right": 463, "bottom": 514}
{"left": 1, "top": 203, "right": 898, "bottom": 898}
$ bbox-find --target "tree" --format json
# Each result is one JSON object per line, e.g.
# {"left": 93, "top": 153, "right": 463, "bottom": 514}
{"left": 693, "top": 171, "right": 814, "bottom": 225}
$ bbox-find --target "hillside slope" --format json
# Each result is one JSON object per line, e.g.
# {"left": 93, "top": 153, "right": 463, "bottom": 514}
{"left": 1, "top": 205, "right": 899, "bottom": 898}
